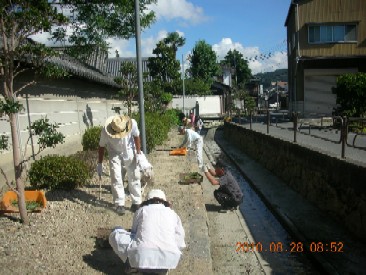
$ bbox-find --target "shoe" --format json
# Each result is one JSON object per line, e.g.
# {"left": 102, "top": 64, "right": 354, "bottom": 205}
{"left": 115, "top": 206, "right": 126, "bottom": 215}
{"left": 130, "top": 204, "right": 140, "bottom": 212}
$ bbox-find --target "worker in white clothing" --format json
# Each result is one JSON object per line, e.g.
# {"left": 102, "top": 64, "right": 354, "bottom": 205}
{"left": 97, "top": 115, "right": 143, "bottom": 215}
{"left": 178, "top": 126, "right": 207, "bottom": 172}
{"left": 109, "top": 189, "right": 186, "bottom": 274}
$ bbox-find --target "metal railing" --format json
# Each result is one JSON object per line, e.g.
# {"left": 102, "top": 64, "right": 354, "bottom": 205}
{"left": 231, "top": 111, "right": 366, "bottom": 160}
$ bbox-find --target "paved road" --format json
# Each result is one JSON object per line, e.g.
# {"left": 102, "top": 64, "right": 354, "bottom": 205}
{"left": 233, "top": 118, "right": 366, "bottom": 167}
{"left": 211, "top": 124, "right": 366, "bottom": 274}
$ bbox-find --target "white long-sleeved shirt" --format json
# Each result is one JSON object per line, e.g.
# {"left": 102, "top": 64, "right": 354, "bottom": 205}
{"left": 99, "top": 118, "right": 140, "bottom": 159}
{"left": 128, "top": 204, "right": 186, "bottom": 269}
{"left": 179, "top": 128, "right": 201, "bottom": 148}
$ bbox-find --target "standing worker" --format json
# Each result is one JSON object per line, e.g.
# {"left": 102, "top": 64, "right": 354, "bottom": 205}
{"left": 178, "top": 126, "right": 207, "bottom": 172}
{"left": 195, "top": 116, "right": 204, "bottom": 134}
{"left": 97, "top": 115, "right": 143, "bottom": 215}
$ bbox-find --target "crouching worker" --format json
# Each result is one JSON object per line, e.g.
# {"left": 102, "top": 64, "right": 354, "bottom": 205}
{"left": 205, "top": 161, "right": 243, "bottom": 212}
{"left": 109, "top": 189, "right": 186, "bottom": 274}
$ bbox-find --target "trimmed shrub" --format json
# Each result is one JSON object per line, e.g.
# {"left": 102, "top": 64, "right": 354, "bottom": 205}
{"left": 28, "top": 155, "right": 90, "bottom": 190}
{"left": 82, "top": 126, "right": 102, "bottom": 151}
{"left": 133, "top": 109, "right": 180, "bottom": 153}
{"left": 72, "top": 150, "right": 98, "bottom": 177}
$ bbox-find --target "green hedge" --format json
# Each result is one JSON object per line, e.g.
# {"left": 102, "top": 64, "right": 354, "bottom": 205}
{"left": 134, "top": 109, "right": 180, "bottom": 153}
{"left": 81, "top": 126, "right": 102, "bottom": 151}
{"left": 29, "top": 155, "right": 91, "bottom": 190}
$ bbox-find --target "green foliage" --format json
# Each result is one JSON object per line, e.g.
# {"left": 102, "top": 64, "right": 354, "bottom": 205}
{"left": 29, "top": 155, "right": 90, "bottom": 190}
{"left": 29, "top": 117, "right": 65, "bottom": 149}
{"left": 189, "top": 40, "right": 220, "bottom": 85}
{"left": 334, "top": 73, "right": 366, "bottom": 117}
{"left": 0, "top": 135, "right": 9, "bottom": 151}
{"left": 148, "top": 41, "right": 181, "bottom": 82}
{"left": 185, "top": 78, "right": 211, "bottom": 95}
{"left": 72, "top": 150, "right": 98, "bottom": 177}
{"left": 134, "top": 109, "right": 180, "bottom": 153}
{"left": 163, "top": 32, "right": 186, "bottom": 58}
{"left": 160, "top": 92, "right": 173, "bottom": 103}
{"left": 38, "top": 63, "right": 70, "bottom": 79}
{"left": 0, "top": 98, "right": 24, "bottom": 114}
{"left": 52, "top": 1, "right": 156, "bottom": 61}
{"left": 222, "top": 49, "right": 252, "bottom": 87}
{"left": 82, "top": 126, "right": 102, "bottom": 151}
{"left": 115, "top": 61, "right": 138, "bottom": 115}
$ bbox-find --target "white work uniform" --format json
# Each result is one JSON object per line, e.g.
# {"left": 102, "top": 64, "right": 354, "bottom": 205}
{"left": 179, "top": 128, "right": 205, "bottom": 171}
{"left": 99, "top": 119, "right": 141, "bottom": 206}
{"left": 109, "top": 204, "right": 186, "bottom": 270}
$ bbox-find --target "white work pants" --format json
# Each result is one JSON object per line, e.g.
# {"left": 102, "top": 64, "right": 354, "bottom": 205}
{"left": 194, "top": 137, "right": 205, "bottom": 172}
{"left": 109, "top": 154, "right": 141, "bottom": 206}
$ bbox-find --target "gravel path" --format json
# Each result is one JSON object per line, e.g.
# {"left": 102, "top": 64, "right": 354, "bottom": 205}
{"left": 0, "top": 130, "right": 212, "bottom": 275}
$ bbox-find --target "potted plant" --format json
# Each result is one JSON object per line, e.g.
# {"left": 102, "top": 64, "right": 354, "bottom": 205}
{"left": 0, "top": 190, "right": 47, "bottom": 213}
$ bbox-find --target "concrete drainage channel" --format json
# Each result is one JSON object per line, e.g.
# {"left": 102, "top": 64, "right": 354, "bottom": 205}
{"left": 202, "top": 127, "right": 321, "bottom": 274}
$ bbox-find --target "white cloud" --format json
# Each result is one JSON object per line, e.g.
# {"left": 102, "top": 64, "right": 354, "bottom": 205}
{"left": 106, "top": 38, "right": 134, "bottom": 57}
{"left": 149, "top": 0, "right": 209, "bottom": 25}
{"left": 212, "top": 38, "right": 287, "bottom": 74}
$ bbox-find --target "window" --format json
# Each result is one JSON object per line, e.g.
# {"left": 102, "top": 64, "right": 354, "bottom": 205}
{"left": 308, "top": 24, "right": 357, "bottom": 44}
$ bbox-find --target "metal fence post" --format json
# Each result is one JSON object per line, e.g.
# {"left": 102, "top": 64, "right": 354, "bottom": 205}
{"left": 341, "top": 116, "right": 347, "bottom": 159}
{"left": 293, "top": 112, "right": 298, "bottom": 143}
{"left": 249, "top": 111, "right": 252, "bottom": 130}
{"left": 267, "top": 109, "right": 270, "bottom": 134}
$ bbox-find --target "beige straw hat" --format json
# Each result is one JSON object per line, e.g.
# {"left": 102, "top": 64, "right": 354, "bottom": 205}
{"left": 105, "top": 115, "right": 132, "bottom": 138}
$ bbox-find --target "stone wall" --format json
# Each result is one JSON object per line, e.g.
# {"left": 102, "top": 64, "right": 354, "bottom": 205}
{"left": 223, "top": 122, "right": 366, "bottom": 240}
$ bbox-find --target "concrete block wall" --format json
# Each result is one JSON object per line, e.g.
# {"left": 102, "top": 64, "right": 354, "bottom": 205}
{"left": 223, "top": 122, "right": 366, "bottom": 240}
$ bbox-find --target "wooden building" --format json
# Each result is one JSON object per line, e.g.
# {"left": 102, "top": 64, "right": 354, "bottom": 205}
{"left": 285, "top": 0, "right": 366, "bottom": 117}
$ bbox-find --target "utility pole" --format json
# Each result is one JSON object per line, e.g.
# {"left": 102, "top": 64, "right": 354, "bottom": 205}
{"left": 182, "top": 54, "right": 185, "bottom": 114}
{"left": 134, "top": 0, "right": 146, "bottom": 153}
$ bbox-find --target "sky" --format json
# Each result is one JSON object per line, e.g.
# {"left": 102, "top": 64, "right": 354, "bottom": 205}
{"left": 33, "top": 0, "right": 292, "bottom": 75}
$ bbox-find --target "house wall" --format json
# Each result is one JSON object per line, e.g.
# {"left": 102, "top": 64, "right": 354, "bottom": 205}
{"left": 224, "top": 122, "right": 366, "bottom": 240}
{"left": 286, "top": 0, "right": 366, "bottom": 117}
{"left": 298, "top": 0, "right": 366, "bottom": 57}
{"left": 1, "top": 76, "right": 131, "bottom": 156}
{"left": 172, "top": 95, "right": 223, "bottom": 117}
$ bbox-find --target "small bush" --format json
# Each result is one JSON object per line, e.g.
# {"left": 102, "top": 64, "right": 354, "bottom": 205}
{"left": 134, "top": 109, "right": 180, "bottom": 153}
{"left": 82, "top": 126, "right": 102, "bottom": 151}
{"left": 29, "top": 155, "right": 91, "bottom": 190}
{"left": 72, "top": 150, "right": 98, "bottom": 177}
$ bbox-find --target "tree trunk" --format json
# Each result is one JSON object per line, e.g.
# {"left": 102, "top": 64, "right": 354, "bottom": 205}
{"left": 9, "top": 113, "right": 29, "bottom": 225}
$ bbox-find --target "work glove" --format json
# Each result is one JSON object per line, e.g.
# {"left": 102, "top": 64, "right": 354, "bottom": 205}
{"left": 135, "top": 153, "right": 144, "bottom": 166}
{"left": 97, "top": 163, "right": 103, "bottom": 177}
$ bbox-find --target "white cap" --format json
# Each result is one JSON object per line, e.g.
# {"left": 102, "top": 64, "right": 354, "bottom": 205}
{"left": 147, "top": 189, "right": 166, "bottom": 201}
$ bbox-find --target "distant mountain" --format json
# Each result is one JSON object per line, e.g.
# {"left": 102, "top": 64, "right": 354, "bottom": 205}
{"left": 254, "top": 69, "right": 288, "bottom": 90}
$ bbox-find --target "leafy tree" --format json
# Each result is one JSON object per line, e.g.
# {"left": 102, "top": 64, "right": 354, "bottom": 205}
{"left": 147, "top": 32, "right": 185, "bottom": 100}
{"left": 52, "top": 0, "right": 157, "bottom": 61}
{"left": 163, "top": 32, "right": 186, "bottom": 59}
{"left": 0, "top": 0, "right": 156, "bottom": 224}
{"left": 0, "top": 0, "right": 69, "bottom": 225}
{"left": 222, "top": 49, "right": 252, "bottom": 87}
{"left": 184, "top": 78, "right": 211, "bottom": 96}
{"left": 114, "top": 62, "right": 138, "bottom": 116}
{"left": 189, "top": 40, "right": 219, "bottom": 85}
{"left": 148, "top": 35, "right": 182, "bottom": 83}
{"left": 334, "top": 72, "right": 366, "bottom": 117}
